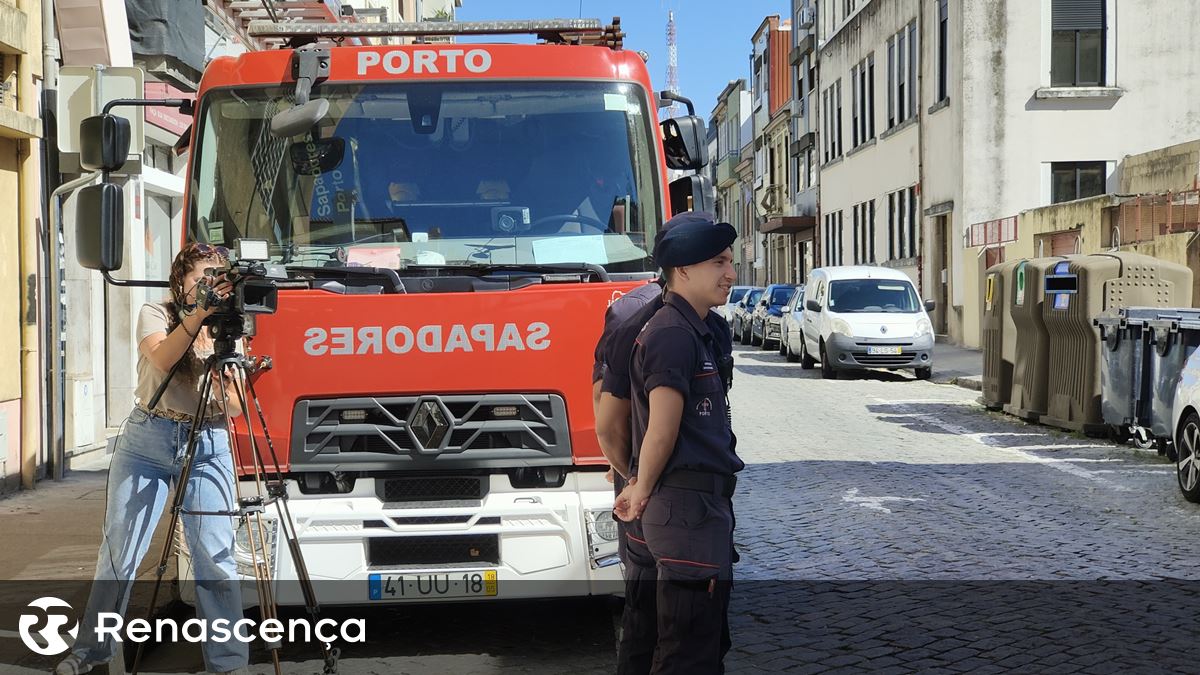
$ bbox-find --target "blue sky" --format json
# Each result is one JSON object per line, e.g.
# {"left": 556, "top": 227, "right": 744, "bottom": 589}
{"left": 456, "top": 1, "right": 790, "bottom": 117}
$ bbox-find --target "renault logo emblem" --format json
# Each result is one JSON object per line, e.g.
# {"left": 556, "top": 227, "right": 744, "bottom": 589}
{"left": 410, "top": 400, "right": 450, "bottom": 450}
{"left": 880, "top": 325, "right": 888, "bottom": 334}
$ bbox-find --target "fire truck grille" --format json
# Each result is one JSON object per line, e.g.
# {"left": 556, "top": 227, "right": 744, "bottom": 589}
{"left": 376, "top": 477, "right": 485, "bottom": 504}
{"left": 291, "top": 394, "right": 572, "bottom": 471}
{"left": 367, "top": 535, "right": 501, "bottom": 567}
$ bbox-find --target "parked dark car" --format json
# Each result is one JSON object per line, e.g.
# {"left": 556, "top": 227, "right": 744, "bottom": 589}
{"left": 731, "top": 287, "right": 765, "bottom": 343}
{"left": 750, "top": 283, "right": 798, "bottom": 348}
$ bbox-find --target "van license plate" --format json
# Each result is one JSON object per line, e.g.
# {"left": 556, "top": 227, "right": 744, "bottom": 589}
{"left": 867, "top": 346, "right": 902, "bottom": 355}
{"left": 369, "top": 570, "right": 498, "bottom": 600}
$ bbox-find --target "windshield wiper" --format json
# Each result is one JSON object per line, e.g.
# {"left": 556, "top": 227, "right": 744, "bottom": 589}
{"left": 284, "top": 265, "right": 407, "bottom": 293}
{"left": 410, "top": 262, "right": 611, "bottom": 283}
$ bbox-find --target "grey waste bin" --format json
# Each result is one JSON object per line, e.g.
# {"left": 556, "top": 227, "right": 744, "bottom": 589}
{"left": 1042, "top": 253, "right": 1193, "bottom": 435}
{"left": 1095, "top": 307, "right": 1165, "bottom": 436}
{"left": 982, "top": 260, "right": 1021, "bottom": 410}
{"left": 1005, "top": 257, "right": 1067, "bottom": 422}
{"left": 1147, "top": 312, "right": 1200, "bottom": 442}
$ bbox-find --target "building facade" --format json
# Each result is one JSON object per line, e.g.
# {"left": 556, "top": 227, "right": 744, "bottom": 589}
{"left": 813, "top": 0, "right": 1200, "bottom": 347}
{"left": 0, "top": 0, "right": 45, "bottom": 492}
{"left": 711, "top": 79, "right": 751, "bottom": 279}
{"left": 789, "top": 0, "right": 820, "bottom": 279}
{"left": 817, "top": 0, "right": 922, "bottom": 293}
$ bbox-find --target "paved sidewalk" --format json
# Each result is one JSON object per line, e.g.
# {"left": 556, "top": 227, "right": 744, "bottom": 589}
{"left": 932, "top": 339, "right": 983, "bottom": 390}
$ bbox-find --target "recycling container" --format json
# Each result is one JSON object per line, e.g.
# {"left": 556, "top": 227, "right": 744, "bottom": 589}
{"left": 1041, "top": 252, "right": 1192, "bottom": 435}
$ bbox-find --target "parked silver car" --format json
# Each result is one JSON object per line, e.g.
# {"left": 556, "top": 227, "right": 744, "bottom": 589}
{"left": 731, "top": 287, "right": 764, "bottom": 343}
{"left": 779, "top": 286, "right": 807, "bottom": 360}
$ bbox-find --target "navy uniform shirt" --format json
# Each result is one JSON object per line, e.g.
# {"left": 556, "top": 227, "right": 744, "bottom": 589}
{"left": 629, "top": 292, "right": 743, "bottom": 477}
{"left": 592, "top": 281, "right": 665, "bottom": 385}
{"left": 601, "top": 289, "right": 732, "bottom": 401}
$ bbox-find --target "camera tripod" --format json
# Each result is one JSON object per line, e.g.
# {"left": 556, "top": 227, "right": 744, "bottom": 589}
{"left": 129, "top": 327, "right": 339, "bottom": 675}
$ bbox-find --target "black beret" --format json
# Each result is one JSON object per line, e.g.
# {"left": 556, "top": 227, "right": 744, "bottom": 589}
{"left": 653, "top": 212, "right": 737, "bottom": 268}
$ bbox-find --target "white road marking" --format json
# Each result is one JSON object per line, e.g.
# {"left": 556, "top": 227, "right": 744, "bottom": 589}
{"left": 842, "top": 487, "right": 926, "bottom": 513}
{"left": 873, "top": 399, "right": 1133, "bottom": 491}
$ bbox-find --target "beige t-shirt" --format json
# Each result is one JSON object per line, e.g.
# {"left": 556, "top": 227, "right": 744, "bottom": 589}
{"left": 135, "top": 302, "right": 225, "bottom": 419}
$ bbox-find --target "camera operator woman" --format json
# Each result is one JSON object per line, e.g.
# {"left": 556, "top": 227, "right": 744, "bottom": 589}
{"left": 56, "top": 243, "right": 250, "bottom": 675}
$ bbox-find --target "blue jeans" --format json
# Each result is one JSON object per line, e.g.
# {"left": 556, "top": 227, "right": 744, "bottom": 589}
{"left": 71, "top": 407, "right": 248, "bottom": 672}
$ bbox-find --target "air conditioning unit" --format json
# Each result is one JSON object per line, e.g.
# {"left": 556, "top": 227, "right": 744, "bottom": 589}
{"left": 799, "top": 5, "right": 815, "bottom": 29}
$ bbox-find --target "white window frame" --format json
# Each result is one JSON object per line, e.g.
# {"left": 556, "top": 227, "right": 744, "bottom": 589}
{"left": 1040, "top": 0, "right": 1117, "bottom": 88}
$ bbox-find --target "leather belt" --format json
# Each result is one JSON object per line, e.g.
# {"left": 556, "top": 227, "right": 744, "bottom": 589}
{"left": 136, "top": 404, "right": 220, "bottom": 425}
{"left": 659, "top": 469, "right": 737, "bottom": 499}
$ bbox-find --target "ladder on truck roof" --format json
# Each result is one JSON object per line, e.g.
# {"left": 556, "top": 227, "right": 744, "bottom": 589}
{"left": 209, "top": 0, "right": 370, "bottom": 51}
{"left": 247, "top": 17, "right": 626, "bottom": 50}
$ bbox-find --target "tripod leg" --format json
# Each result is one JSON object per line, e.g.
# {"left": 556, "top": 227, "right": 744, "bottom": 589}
{"left": 216, "top": 366, "right": 284, "bottom": 675}
{"left": 240, "top": 369, "right": 340, "bottom": 674}
{"left": 130, "top": 375, "right": 215, "bottom": 675}
{"left": 244, "top": 375, "right": 323, "bottom": 609}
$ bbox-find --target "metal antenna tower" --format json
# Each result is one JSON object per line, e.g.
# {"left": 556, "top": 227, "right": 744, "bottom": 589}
{"left": 664, "top": 9, "right": 682, "bottom": 119}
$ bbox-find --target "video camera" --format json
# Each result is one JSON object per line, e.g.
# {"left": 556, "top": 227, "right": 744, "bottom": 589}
{"left": 193, "top": 239, "right": 286, "bottom": 342}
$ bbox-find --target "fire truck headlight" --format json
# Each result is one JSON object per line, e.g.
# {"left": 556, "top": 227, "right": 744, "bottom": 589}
{"left": 587, "top": 509, "right": 619, "bottom": 542}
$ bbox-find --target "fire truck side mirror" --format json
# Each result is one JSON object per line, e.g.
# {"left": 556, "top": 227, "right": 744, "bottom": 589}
{"left": 79, "top": 114, "right": 132, "bottom": 173}
{"left": 660, "top": 116, "right": 709, "bottom": 171}
{"left": 668, "top": 174, "right": 713, "bottom": 217}
{"left": 75, "top": 183, "right": 125, "bottom": 272}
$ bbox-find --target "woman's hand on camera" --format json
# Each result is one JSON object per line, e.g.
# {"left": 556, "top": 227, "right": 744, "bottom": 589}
{"left": 195, "top": 277, "right": 235, "bottom": 319}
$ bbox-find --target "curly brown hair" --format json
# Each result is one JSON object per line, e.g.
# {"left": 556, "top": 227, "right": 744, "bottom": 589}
{"left": 164, "top": 243, "right": 229, "bottom": 379}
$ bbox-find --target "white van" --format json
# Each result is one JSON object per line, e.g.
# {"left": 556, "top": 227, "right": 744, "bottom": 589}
{"left": 799, "top": 266, "right": 936, "bottom": 380}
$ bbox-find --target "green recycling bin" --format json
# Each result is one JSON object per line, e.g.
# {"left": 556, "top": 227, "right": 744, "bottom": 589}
{"left": 1004, "top": 257, "right": 1067, "bottom": 422}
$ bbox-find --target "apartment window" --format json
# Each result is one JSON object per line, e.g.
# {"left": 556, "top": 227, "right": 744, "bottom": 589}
{"left": 851, "top": 55, "right": 875, "bottom": 148}
{"left": 834, "top": 79, "right": 843, "bottom": 157}
{"left": 906, "top": 185, "right": 918, "bottom": 257}
{"left": 887, "top": 192, "right": 896, "bottom": 259}
{"left": 888, "top": 21, "right": 918, "bottom": 128}
{"left": 769, "top": 146, "right": 777, "bottom": 186}
{"left": 852, "top": 201, "right": 874, "bottom": 264}
{"left": 857, "top": 200, "right": 875, "bottom": 263}
{"left": 887, "top": 187, "right": 917, "bottom": 259}
{"left": 908, "top": 21, "right": 918, "bottom": 114}
{"left": 852, "top": 206, "right": 861, "bottom": 263}
{"left": 1051, "top": 0, "right": 1105, "bottom": 86}
{"left": 887, "top": 39, "right": 895, "bottom": 128}
{"left": 1052, "top": 161, "right": 1106, "bottom": 203}
{"left": 822, "top": 88, "right": 830, "bottom": 163}
{"left": 868, "top": 199, "right": 876, "bottom": 262}
{"left": 937, "top": 0, "right": 949, "bottom": 102}
{"left": 822, "top": 81, "right": 843, "bottom": 162}
{"left": 784, "top": 136, "right": 791, "bottom": 192}
{"left": 851, "top": 66, "right": 859, "bottom": 148}
{"left": 806, "top": 147, "right": 817, "bottom": 188}
{"left": 754, "top": 54, "right": 764, "bottom": 103}
{"left": 825, "top": 211, "right": 844, "bottom": 266}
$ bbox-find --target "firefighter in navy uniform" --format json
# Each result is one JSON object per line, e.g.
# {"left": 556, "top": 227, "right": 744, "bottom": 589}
{"left": 592, "top": 212, "right": 735, "bottom": 674}
{"left": 614, "top": 215, "right": 742, "bottom": 674}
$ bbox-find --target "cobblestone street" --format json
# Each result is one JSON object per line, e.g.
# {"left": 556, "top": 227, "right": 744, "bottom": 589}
{"left": 254, "top": 344, "right": 1200, "bottom": 674}
{"left": 724, "top": 344, "right": 1200, "bottom": 673}
{"left": 8, "top": 343, "right": 1200, "bottom": 674}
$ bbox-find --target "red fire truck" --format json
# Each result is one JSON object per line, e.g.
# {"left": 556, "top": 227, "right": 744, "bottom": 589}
{"left": 73, "top": 16, "right": 710, "bottom": 606}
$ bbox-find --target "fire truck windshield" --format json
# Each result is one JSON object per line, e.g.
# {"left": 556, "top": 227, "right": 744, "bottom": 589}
{"left": 188, "top": 81, "right": 662, "bottom": 274}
